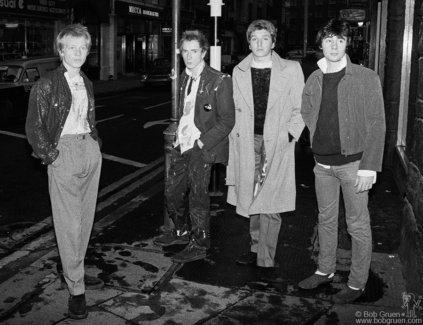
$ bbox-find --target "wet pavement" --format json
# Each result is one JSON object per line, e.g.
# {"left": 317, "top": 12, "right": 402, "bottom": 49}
{"left": 0, "top": 75, "right": 420, "bottom": 324}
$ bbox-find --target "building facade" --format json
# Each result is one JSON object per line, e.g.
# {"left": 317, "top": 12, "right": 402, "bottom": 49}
{"left": 0, "top": 0, "right": 67, "bottom": 61}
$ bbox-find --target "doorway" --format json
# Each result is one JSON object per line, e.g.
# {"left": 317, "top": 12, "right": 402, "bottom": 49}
{"left": 122, "top": 34, "right": 147, "bottom": 73}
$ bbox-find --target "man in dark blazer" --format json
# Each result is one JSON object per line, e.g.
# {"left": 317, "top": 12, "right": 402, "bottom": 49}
{"left": 153, "top": 30, "right": 235, "bottom": 263}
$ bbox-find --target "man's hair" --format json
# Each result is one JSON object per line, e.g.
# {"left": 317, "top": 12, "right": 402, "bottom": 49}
{"left": 315, "top": 19, "right": 351, "bottom": 47}
{"left": 246, "top": 20, "right": 277, "bottom": 44}
{"left": 178, "top": 30, "right": 209, "bottom": 53}
{"left": 56, "top": 24, "right": 92, "bottom": 54}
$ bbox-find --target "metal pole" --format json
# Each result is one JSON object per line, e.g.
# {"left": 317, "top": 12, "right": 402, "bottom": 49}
{"left": 24, "top": 19, "right": 27, "bottom": 58}
{"left": 303, "top": 0, "right": 308, "bottom": 58}
{"left": 162, "top": 0, "right": 181, "bottom": 230}
{"left": 208, "top": 0, "right": 224, "bottom": 196}
{"left": 209, "top": 0, "right": 223, "bottom": 70}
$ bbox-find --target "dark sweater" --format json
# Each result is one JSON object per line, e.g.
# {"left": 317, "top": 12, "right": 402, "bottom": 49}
{"left": 251, "top": 67, "right": 271, "bottom": 135}
{"left": 313, "top": 67, "right": 362, "bottom": 165}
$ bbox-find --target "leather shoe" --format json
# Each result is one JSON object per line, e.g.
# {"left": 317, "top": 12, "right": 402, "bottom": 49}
{"left": 236, "top": 251, "right": 257, "bottom": 265}
{"left": 68, "top": 293, "right": 88, "bottom": 319}
{"left": 171, "top": 241, "right": 207, "bottom": 263}
{"left": 153, "top": 229, "right": 189, "bottom": 247}
{"left": 298, "top": 273, "right": 333, "bottom": 289}
{"left": 332, "top": 286, "right": 364, "bottom": 304}
{"left": 257, "top": 266, "right": 283, "bottom": 283}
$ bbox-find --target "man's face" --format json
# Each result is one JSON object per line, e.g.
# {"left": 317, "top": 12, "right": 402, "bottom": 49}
{"left": 321, "top": 35, "right": 347, "bottom": 63}
{"left": 181, "top": 40, "right": 206, "bottom": 73}
{"left": 249, "top": 29, "right": 274, "bottom": 60}
{"left": 60, "top": 36, "right": 89, "bottom": 72}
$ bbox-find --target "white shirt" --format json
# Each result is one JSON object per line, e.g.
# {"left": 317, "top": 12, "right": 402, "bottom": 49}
{"left": 61, "top": 72, "right": 90, "bottom": 136}
{"left": 175, "top": 62, "right": 204, "bottom": 153}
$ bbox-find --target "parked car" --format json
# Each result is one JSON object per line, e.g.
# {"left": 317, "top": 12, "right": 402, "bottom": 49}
{"left": 286, "top": 49, "right": 316, "bottom": 63}
{"left": 221, "top": 54, "right": 249, "bottom": 75}
{"left": 140, "top": 58, "right": 173, "bottom": 86}
{"left": 0, "top": 56, "right": 61, "bottom": 124}
{"left": 221, "top": 54, "right": 240, "bottom": 76}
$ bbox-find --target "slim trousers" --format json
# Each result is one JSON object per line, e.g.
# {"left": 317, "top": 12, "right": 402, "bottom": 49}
{"left": 250, "top": 134, "right": 281, "bottom": 267}
{"left": 314, "top": 161, "right": 371, "bottom": 289}
{"left": 48, "top": 134, "right": 102, "bottom": 296}
{"left": 165, "top": 145, "right": 212, "bottom": 249}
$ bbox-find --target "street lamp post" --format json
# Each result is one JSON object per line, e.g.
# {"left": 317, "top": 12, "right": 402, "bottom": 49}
{"left": 208, "top": 0, "right": 224, "bottom": 70}
{"left": 162, "top": 0, "right": 181, "bottom": 230}
{"left": 208, "top": 0, "right": 224, "bottom": 196}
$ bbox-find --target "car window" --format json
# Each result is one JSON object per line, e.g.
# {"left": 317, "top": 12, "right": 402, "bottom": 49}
{"left": 24, "top": 68, "right": 40, "bottom": 82}
{"left": 0, "top": 65, "right": 23, "bottom": 82}
{"left": 41, "top": 61, "right": 61, "bottom": 74}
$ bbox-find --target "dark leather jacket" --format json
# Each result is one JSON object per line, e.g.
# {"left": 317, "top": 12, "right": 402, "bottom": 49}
{"left": 26, "top": 63, "right": 100, "bottom": 165}
{"left": 178, "top": 63, "right": 235, "bottom": 164}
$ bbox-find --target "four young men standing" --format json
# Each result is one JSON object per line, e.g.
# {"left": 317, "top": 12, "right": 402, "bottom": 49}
{"left": 24, "top": 16, "right": 386, "bottom": 319}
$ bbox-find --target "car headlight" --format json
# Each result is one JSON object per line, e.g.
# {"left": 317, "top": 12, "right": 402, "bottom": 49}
{"left": 141, "top": 75, "right": 147, "bottom": 82}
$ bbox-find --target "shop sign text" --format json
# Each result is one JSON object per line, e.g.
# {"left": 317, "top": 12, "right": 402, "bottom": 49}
{"left": 0, "top": 0, "right": 66, "bottom": 18}
{"left": 129, "top": 6, "right": 159, "bottom": 17}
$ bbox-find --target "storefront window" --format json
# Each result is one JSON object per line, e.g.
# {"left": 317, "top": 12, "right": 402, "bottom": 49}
{"left": 0, "top": 19, "right": 55, "bottom": 61}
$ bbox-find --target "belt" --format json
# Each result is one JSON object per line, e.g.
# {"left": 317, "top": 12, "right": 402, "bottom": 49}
{"left": 76, "top": 134, "right": 88, "bottom": 140}
{"left": 61, "top": 133, "right": 90, "bottom": 141}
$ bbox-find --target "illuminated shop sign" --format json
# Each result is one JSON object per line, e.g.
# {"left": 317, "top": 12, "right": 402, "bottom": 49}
{"left": 0, "top": 0, "right": 66, "bottom": 18}
{"left": 339, "top": 9, "right": 367, "bottom": 22}
{"left": 116, "top": 1, "right": 161, "bottom": 18}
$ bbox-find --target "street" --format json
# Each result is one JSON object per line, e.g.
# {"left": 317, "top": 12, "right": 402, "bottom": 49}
{"left": 0, "top": 87, "right": 171, "bottom": 258}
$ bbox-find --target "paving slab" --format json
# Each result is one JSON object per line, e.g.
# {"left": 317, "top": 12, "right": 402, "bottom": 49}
{"left": 3, "top": 274, "right": 123, "bottom": 324}
{"left": 86, "top": 240, "right": 172, "bottom": 291}
{"left": 100, "top": 279, "right": 249, "bottom": 324}
{"left": 0, "top": 250, "right": 58, "bottom": 320}
{"left": 204, "top": 292, "right": 332, "bottom": 325}
{"left": 314, "top": 304, "right": 419, "bottom": 325}
{"left": 56, "top": 309, "right": 129, "bottom": 325}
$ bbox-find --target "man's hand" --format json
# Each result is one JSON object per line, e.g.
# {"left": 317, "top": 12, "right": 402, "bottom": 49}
{"left": 354, "top": 175, "right": 374, "bottom": 193}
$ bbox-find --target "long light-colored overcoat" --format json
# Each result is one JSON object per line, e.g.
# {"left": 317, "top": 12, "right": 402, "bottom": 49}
{"left": 226, "top": 51, "right": 305, "bottom": 218}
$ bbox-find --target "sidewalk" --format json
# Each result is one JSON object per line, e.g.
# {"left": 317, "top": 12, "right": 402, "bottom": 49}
{"left": 0, "top": 77, "right": 420, "bottom": 324}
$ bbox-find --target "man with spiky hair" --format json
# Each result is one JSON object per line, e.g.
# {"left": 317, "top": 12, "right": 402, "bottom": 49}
{"left": 153, "top": 30, "right": 235, "bottom": 264}
{"left": 298, "top": 19, "right": 386, "bottom": 304}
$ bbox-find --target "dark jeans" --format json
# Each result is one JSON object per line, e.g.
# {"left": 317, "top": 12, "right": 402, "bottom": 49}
{"left": 165, "top": 145, "right": 212, "bottom": 249}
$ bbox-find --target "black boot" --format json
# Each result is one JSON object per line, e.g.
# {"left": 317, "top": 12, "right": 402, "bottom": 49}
{"left": 171, "top": 228, "right": 209, "bottom": 263}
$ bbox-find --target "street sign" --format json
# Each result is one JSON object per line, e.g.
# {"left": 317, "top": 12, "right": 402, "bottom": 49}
{"left": 339, "top": 9, "right": 367, "bottom": 22}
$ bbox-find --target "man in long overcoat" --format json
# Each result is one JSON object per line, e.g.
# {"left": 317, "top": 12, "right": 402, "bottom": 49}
{"left": 226, "top": 20, "right": 305, "bottom": 282}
